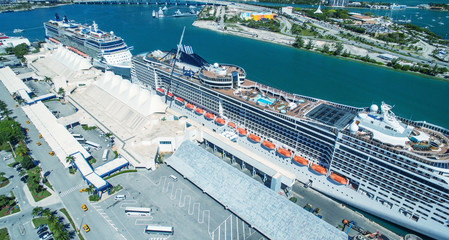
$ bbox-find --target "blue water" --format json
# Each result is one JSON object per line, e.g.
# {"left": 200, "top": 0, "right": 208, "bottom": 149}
{"left": 0, "top": 4, "right": 448, "bottom": 131}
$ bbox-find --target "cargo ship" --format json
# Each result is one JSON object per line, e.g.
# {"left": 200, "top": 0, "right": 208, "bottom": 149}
{"left": 131, "top": 43, "right": 449, "bottom": 240}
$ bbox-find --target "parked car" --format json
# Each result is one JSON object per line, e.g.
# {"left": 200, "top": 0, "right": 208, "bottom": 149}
{"left": 36, "top": 224, "right": 47, "bottom": 232}
{"left": 37, "top": 227, "right": 48, "bottom": 235}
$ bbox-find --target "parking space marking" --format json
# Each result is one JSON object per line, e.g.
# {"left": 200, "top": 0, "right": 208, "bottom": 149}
{"left": 149, "top": 237, "right": 170, "bottom": 240}
{"left": 59, "top": 182, "right": 84, "bottom": 198}
{"left": 91, "top": 202, "right": 118, "bottom": 231}
{"left": 210, "top": 215, "right": 262, "bottom": 240}
{"left": 119, "top": 200, "right": 138, "bottom": 209}
{"left": 135, "top": 219, "right": 154, "bottom": 225}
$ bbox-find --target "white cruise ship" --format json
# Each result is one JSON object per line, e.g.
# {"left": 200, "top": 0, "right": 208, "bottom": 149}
{"left": 43, "top": 14, "right": 132, "bottom": 70}
{"left": 131, "top": 44, "right": 449, "bottom": 240}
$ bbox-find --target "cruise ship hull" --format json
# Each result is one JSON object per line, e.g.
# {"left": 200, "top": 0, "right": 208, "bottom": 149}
{"left": 132, "top": 52, "right": 449, "bottom": 240}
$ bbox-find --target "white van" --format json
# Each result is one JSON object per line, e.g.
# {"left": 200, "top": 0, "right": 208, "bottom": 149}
{"left": 169, "top": 175, "right": 178, "bottom": 182}
{"left": 115, "top": 194, "right": 126, "bottom": 200}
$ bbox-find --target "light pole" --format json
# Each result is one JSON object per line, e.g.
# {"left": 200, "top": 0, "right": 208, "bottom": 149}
{"left": 7, "top": 141, "right": 16, "bottom": 158}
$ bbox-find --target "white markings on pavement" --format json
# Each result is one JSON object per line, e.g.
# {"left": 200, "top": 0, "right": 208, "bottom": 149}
{"left": 91, "top": 202, "right": 118, "bottom": 231}
{"left": 210, "top": 215, "right": 261, "bottom": 240}
{"left": 149, "top": 236, "right": 170, "bottom": 240}
{"left": 119, "top": 200, "right": 138, "bottom": 209}
{"left": 135, "top": 219, "right": 154, "bottom": 225}
{"left": 59, "top": 183, "right": 84, "bottom": 198}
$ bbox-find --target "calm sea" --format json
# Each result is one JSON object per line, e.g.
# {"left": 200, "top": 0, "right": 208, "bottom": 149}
{"left": 1, "top": 4, "right": 448, "bottom": 132}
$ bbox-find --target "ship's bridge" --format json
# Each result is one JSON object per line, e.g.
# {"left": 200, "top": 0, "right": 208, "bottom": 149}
{"left": 199, "top": 63, "right": 246, "bottom": 89}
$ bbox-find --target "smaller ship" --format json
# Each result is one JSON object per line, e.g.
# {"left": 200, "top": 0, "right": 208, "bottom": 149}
{"left": 162, "top": 6, "right": 168, "bottom": 11}
{"left": 13, "top": 29, "right": 23, "bottom": 33}
{"left": 173, "top": 9, "right": 197, "bottom": 18}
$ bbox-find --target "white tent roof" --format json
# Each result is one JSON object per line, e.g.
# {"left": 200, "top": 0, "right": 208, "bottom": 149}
{"left": 0, "top": 66, "right": 31, "bottom": 94}
{"left": 22, "top": 102, "right": 91, "bottom": 168}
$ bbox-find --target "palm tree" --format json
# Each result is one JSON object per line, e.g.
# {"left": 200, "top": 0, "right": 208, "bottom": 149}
{"left": 32, "top": 207, "right": 43, "bottom": 217}
{"left": 42, "top": 208, "right": 52, "bottom": 218}
{"left": 86, "top": 185, "right": 94, "bottom": 195}
{"left": 15, "top": 143, "right": 28, "bottom": 157}
{"left": 65, "top": 156, "right": 75, "bottom": 170}
{"left": 48, "top": 214, "right": 57, "bottom": 225}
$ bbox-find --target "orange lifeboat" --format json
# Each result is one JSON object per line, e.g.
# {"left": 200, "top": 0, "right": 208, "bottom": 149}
{"left": 310, "top": 164, "right": 327, "bottom": 175}
{"left": 293, "top": 155, "right": 308, "bottom": 166}
{"left": 277, "top": 147, "right": 291, "bottom": 158}
{"left": 205, "top": 112, "right": 214, "bottom": 120}
{"left": 329, "top": 173, "right": 348, "bottom": 185}
{"left": 195, "top": 108, "right": 204, "bottom": 115}
{"left": 185, "top": 103, "right": 194, "bottom": 110}
{"left": 156, "top": 88, "right": 165, "bottom": 95}
{"left": 175, "top": 97, "right": 184, "bottom": 103}
{"left": 261, "top": 140, "right": 275, "bottom": 150}
{"left": 49, "top": 37, "right": 60, "bottom": 44}
{"left": 248, "top": 134, "right": 261, "bottom": 143}
{"left": 237, "top": 127, "right": 247, "bottom": 136}
{"left": 215, "top": 118, "right": 225, "bottom": 125}
{"left": 167, "top": 92, "right": 174, "bottom": 98}
{"left": 228, "top": 122, "right": 236, "bottom": 128}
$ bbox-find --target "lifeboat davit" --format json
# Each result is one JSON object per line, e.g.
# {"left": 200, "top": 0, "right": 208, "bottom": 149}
{"left": 310, "top": 164, "right": 327, "bottom": 175}
{"left": 156, "top": 88, "right": 165, "bottom": 95}
{"left": 248, "top": 134, "right": 261, "bottom": 143}
{"left": 185, "top": 103, "right": 194, "bottom": 110}
{"left": 228, "top": 122, "right": 236, "bottom": 128}
{"left": 237, "top": 127, "right": 247, "bottom": 136}
{"left": 167, "top": 92, "right": 174, "bottom": 98}
{"left": 195, "top": 108, "right": 204, "bottom": 115}
{"left": 277, "top": 147, "right": 291, "bottom": 158}
{"left": 293, "top": 155, "right": 308, "bottom": 166}
{"left": 205, "top": 112, "right": 214, "bottom": 120}
{"left": 215, "top": 118, "right": 225, "bottom": 125}
{"left": 175, "top": 97, "right": 184, "bottom": 103}
{"left": 261, "top": 140, "right": 275, "bottom": 150}
{"left": 329, "top": 172, "right": 348, "bottom": 185}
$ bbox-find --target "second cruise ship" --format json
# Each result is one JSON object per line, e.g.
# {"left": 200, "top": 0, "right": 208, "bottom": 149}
{"left": 44, "top": 14, "right": 132, "bottom": 70}
{"left": 131, "top": 43, "right": 449, "bottom": 240}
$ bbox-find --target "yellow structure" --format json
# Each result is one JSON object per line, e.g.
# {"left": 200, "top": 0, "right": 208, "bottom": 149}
{"left": 240, "top": 12, "right": 276, "bottom": 21}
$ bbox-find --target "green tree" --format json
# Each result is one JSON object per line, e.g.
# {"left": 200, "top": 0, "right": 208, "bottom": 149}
{"left": 0, "top": 100, "right": 10, "bottom": 118}
{"left": 21, "top": 155, "right": 35, "bottom": 170}
{"left": 0, "top": 119, "right": 24, "bottom": 145}
{"left": 293, "top": 36, "right": 304, "bottom": 48}
{"left": 321, "top": 44, "right": 330, "bottom": 53}
{"left": 334, "top": 42, "right": 344, "bottom": 56}
{"left": 66, "top": 156, "right": 75, "bottom": 170}
{"left": 57, "top": 88, "right": 64, "bottom": 96}
{"left": 15, "top": 143, "right": 28, "bottom": 157}
{"left": 86, "top": 185, "right": 94, "bottom": 195}
{"left": 305, "top": 40, "right": 314, "bottom": 50}
{"left": 32, "top": 206, "right": 44, "bottom": 217}
{"left": 42, "top": 208, "right": 52, "bottom": 217}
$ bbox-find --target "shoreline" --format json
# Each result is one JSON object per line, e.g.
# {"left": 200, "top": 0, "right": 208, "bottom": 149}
{"left": 1, "top": 3, "right": 71, "bottom": 13}
{"left": 192, "top": 19, "right": 449, "bottom": 81}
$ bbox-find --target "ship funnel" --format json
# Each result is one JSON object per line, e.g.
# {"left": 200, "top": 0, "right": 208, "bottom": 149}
{"left": 55, "top": 13, "right": 60, "bottom": 21}
{"left": 92, "top": 21, "right": 98, "bottom": 32}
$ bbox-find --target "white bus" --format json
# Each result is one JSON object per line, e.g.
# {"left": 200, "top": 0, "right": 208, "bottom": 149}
{"left": 125, "top": 207, "right": 152, "bottom": 216}
{"left": 102, "top": 149, "right": 109, "bottom": 161}
{"left": 74, "top": 137, "right": 85, "bottom": 143}
{"left": 144, "top": 225, "right": 173, "bottom": 235}
{"left": 85, "top": 141, "right": 101, "bottom": 149}
{"left": 71, "top": 134, "right": 82, "bottom": 138}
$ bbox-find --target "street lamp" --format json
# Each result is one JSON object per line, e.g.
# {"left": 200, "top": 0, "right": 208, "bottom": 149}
{"left": 7, "top": 141, "right": 16, "bottom": 158}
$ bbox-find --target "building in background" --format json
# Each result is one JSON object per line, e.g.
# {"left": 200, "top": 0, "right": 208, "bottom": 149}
{"left": 327, "top": 0, "right": 348, "bottom": 7}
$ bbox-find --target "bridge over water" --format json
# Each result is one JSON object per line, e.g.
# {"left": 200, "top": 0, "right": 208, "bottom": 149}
{"left": 73, "top": 0, "right": 226, "bottom": 6}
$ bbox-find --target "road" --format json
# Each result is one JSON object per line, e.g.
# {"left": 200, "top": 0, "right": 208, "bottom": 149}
{"left": 0, "top": 80, "right": 121, "bottom": 240}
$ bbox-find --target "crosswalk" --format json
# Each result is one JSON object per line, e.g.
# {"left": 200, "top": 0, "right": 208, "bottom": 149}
{"left": 59, "top": 183, "right": 84, "bottom": 198}
{"left": 91, "top": 202, "right": 118, "bottom": 231}
{"left": 210, "top": 215, "right": 262, "bottom": 240}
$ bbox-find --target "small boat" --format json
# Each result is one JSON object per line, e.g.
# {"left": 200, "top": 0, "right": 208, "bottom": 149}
{"left": 237, "top": 127, "right": 247, "bottom": 136}
{"left": 329, "top": 172, "right": 347, "bottom": 185}
{"left": 310, "top": 164, "right": 327, "bottom": 175}
{"left": 215, "top": 118, "right": 225, "bottom": 125}
{"left": 228, "top": 122, "right": 236, "bottom": 128}
{"left": 277, "top": 147, "right": 291, "bottom": 158}
{"left": 13, "top": 29, "right": 23, "bottom": 33}
{"left": 167, "top": 92, "right": 174, "bottom": 98}
{"left": 248, "top": 134, "right": 261, "bottom": 143}
{"left": 293, "top": 155, "right": 308, "bottom": 166}
{"left": 205, "top": 112, "right": 214, "bottom": 120}
{"left": 162, "top": 6, "right": 168, "bottom": 11}
{"left": 185, "top": 103, "right": 194, "bottom": 110}
{"left": 156, "top": 88, "right": 165, "bottom": 95}
{"left": 438, "top": 22, "right": 444, "bottom": 25}
{"left": 261, "top": 140, "right": 275, "bottom": 150}
{"left": 152, "top": 10, "right": 156, "bottom": 18}
{"left": 195, "top": 108, "right": 204, "bottom": 115}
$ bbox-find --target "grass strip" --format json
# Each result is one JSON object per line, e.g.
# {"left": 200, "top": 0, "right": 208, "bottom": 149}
{"left": 59, "top": 208, "right": 85, "bottom": 240}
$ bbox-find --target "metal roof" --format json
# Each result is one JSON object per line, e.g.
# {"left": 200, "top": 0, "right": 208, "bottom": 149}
{"left": 166, "top": 141, "right": 348, "bottom": 240}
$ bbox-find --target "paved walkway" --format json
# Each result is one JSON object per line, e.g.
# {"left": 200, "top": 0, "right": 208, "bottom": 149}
{"left": 22, "top": 183, "right": 61, "bottom": 208}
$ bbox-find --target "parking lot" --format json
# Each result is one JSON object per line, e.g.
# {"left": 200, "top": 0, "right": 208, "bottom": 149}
{"left": 92, "top": 165, "right": 265, "bottom": 240}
